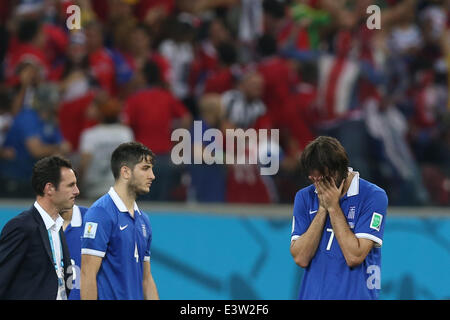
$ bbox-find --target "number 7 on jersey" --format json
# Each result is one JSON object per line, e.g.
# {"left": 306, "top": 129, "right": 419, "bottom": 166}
{"left": 326, "top": 228, "right": 334, "bottom": 251}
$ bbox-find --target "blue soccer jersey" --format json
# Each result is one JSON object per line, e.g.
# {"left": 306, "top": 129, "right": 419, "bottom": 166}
{"left": 81, "top": 187, "right": 152, "bottom": 300}
{"left": 291, "top": 169, "right": 388, "bottom": 300}
{"left": 64, "top": 205, "right": 88, "bottom": 300}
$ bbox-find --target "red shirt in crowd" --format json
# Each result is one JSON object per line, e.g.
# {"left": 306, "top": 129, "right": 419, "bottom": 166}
{"left": 123, "top": 87, "right": 189, "bottom": 154}
{"left": 134, "top": 0, "right": 175, "bottom": 21}
{"left": 189, "top": 43, "right": 219, "bottom": 95}
{"left": 58, "top": 91, "right": 97, "bottom": 151}
{"left": 89, "top": 48, "right": 116, "bottom": 96}
{"left": 42, "top": 24, "right": 68, "bottom": 66}
{"left": 283, "top": 84, "right": 317, "bottom": 152}
{"left": 4, "top": 41, "right": 50, "bottom": 86}
{"left": 204, "top": 67, "right": 235, "bottom": 94}
{"left": 257, "top": 56, "right": 297, "bottom": 126}
{"left": 226, "top": 163, "right": 272, "bottom": 204}
{"left": 122, "top": 51, "right": 171, "bottom": 85}
{"left": 4, "top": 22, "right": 68, "bottom": 85}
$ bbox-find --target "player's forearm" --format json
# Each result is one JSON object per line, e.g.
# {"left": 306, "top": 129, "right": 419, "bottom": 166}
{"left": 143, "top": 277, "right": 159, "bottom": 300}
{"left": 80, "top": 271, "right": 98, "bottom": 300}
{"left": 327, "top": 206, "right": 367, "bottom": 267}
{"left": 290, "top": 207, "right": 327, "bottom": 268}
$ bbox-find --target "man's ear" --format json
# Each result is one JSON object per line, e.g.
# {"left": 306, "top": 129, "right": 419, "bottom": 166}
{"left": 120, "top": 165, "right": 131, "bottom": 180}
{"left": 44, "top": 182, "right": 55, "bottom": 196}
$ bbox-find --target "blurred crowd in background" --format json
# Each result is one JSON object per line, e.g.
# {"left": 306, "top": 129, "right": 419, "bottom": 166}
{"left": 0, "top": 0, "right": 449, "bottom": 206}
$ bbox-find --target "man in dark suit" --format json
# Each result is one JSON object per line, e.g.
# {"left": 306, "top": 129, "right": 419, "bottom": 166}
{"left": 0, "top": 156, "right": 80, "bottom": 299}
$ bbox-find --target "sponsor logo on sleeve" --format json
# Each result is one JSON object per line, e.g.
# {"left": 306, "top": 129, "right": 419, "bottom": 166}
{"left": 370, "top": 212, "right": 383, "bottom": 231}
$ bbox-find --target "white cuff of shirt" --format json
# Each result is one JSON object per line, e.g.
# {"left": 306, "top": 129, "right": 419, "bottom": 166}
{"left": 355, "top": 233, "right": 383, "bottom": 247}
{"left": 81, "top": 248, "right": 106, "bottom": 257}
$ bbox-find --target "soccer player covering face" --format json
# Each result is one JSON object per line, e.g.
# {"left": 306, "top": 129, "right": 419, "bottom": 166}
{"left": 80, "top": 142, "right": 159, "bottom": 300}
{"left": 290, "top": 136, "right": 388, "bottom": 300}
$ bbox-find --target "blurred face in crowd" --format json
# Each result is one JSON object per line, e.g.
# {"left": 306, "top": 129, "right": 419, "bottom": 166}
{"left": 209, "top": 19, "right": 231, "bottom": 47}
{"left": 130, "top": 27, "right": 151, "bottom": 55}
{"left": 17, "top": 62, "right": 40, "bottom": 86}
{"left": 85, "top": 23, "right": 104, "bottom": 52}
{"left": 199, "top": 94, "right": 223, "bottom": 127}
{"left": 109, "top": 0, "right": 134, "bottom": 20}
{"left": 240, "top": 72, "right": 264, "bottom": 101}
{"left": 68, "top": 40, "right": 87, "bottom": 65}
{"left": 35, "top": 24, "right": 46, "bottom": 48}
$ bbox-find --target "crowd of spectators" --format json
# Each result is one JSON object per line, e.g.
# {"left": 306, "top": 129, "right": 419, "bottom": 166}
{"left": 0, "top": 0, "right": 449, "bottom": 206}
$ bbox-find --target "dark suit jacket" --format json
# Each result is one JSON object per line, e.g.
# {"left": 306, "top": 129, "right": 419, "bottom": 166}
{"left": 0, "top": 206, "right": 72, "bottom": 300}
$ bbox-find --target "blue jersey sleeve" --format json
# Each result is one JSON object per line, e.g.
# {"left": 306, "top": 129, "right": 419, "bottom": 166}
{"left": 354, "top": 190, "right": 388, "bottom": 247}
{"left": 291, "top": 190, "right": 310, "bottom": 242}
{"left": 143, "top": 216, "right": 152, "bottom": 262}
{"left": 81, "top": 206, "right": 115, "bottom": 258}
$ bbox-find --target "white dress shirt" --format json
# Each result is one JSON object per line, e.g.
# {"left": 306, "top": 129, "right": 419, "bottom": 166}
{"left": 34, "top": 201, "right": 67, "bottom": 300}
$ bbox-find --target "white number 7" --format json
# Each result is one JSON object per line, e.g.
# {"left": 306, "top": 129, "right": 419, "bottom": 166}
{"left": 326, "top": 228, "right": 334, "bottom": 250}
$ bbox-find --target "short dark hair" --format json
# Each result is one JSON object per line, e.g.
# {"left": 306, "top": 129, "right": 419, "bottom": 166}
{"left": 217, "top": 42, "right": 237, "bottom": 66}
{"left": 111, "top": 142, "right": 155, "bottom": 180}
{"left": 263, "top": 0, "right": 285, "bottom": 19}
{"left": 142, "top": 61, "right": 161, "bottom": 86}
{"left": 31, "top": 156, "right": 74, "bottom": 196}
{"left": 17, "top": 18, "right": 42, "bottom": 43}
{"left": 257, "top": 34, "right": 277, "bottom": 57}
{"left": 300, "top": 136, "right": 349, "bottom": 184}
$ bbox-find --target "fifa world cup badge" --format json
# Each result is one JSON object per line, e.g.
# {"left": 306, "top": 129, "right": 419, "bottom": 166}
{"left": 370, "top": 212, "right": 383, "bottom": 232}
{"left": 83, "top": 222, "right": 98, "bottom": 239}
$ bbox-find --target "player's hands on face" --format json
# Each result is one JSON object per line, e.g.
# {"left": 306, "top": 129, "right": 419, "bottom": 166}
{"left": 314, "top": 176, "right": 344, "bottom": 211}
{"left": 309, "top": 174, "right": 326, "bottom": 210}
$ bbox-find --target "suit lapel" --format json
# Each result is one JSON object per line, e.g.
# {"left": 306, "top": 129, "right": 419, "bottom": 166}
{"left": 60, "top": 228, "right": 72, "bottom": 296}
{"left": 59, "top": 229, "right": 71, "bottom": 270}
{"left": 31, "top": 206, "right": 53, "bottom": 264}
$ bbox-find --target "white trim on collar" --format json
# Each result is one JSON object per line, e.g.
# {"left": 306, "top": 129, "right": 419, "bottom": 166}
{"left": 346, "top": 167, "right": 360, "bottom": 197}
{"left": 70, "top": 205, "right": 82, "bottom": 227}
{"left": 108, "top": 187, "right": 141, "bottom": 215}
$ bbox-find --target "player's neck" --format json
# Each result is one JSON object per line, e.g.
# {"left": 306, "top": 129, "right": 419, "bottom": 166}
{"left": 60, "top": 209, "right": 73, "bottom": 231}
{"left": 341, "top": 171, "right": 355, "bottom": 197}
{"left": 36, "top": 197, "right": 60, "bottom": 221}
{"left": 113, "top": 183, "right": 136, "bottom": 217}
